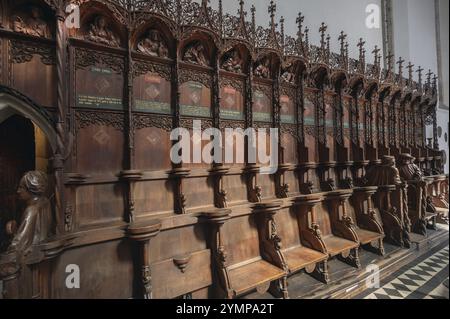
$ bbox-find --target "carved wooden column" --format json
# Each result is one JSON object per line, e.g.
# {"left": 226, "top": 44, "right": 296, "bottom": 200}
{"left": 53, "top": 3, "right": 69, "bottom": 235}
{"left": 352, "top": 186, "right": 385, "bottom": 255}
{"left": 244, "top": 59, "right": 261, "bottom": 203}
{"left": 170, "top": 39, "right": 190, "bottom": 214}
{"left": 128, "top": 219, "right": 162, "bottom": 299}
{"left": 326, "top": 190, "right": 361, "bottom": 268}
{"left": 254, "top": 201, "right": 288, "bottom": 298}
{"left": 201, "top": 209, "right": 233, "bottom": 299}
{"left": 294, "top": 194, "right": 329, "bottom": 283}
{"left": 121, "top": 21, "right": 140, "bottom": 223}
{"left": 211, "top": 46, "right": 229, "bottom": 209}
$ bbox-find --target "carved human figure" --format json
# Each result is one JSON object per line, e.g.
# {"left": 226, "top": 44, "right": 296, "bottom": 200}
{"left": 281, "top": 64, "right": 295, "bottom": 84}
{"left": 183, "top": 42, "right": 209, "bottom": 66}
{"left": 398, "top": 153, "right": 424, "bottom": 181}
{"left": 221, "top": 50, "right": 243, "bottom": 73}
{"left": 5, "top": 171, "right": 52, "bottom": 255}
{"left": 397, "top": 153, "right": 429, "bottom": 229}
{"left": 12, "top": 6, "right": 50, "bottom": 38}
{"left": 254, "top": 57, "right": 271, "bottom": 79}
{"left": 86, "top": 16, "right": 120, "bottom": 47}
{"left": 137, "top": 30, "right": 168, "bottom": 58}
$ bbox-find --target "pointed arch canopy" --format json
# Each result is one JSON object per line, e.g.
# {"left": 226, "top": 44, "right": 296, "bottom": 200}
{"left": 0, "top": 85, "right": 57, "bottom": 153}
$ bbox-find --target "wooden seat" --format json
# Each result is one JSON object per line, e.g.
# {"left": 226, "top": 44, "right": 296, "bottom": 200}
{"left": 282, "top": 246, "right": 327, "bottom": 273}
{"left": 323, "top": 235, "right": 359, "bottom": 257}
{"left": 228, "top": 259, "right": 285, "bottom": 296}
{"left": 354, "top": 228, "right": 382, "bottom": 245}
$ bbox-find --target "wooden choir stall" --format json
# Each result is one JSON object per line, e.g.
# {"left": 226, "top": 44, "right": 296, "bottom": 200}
{"left": 0, "top": 0, "right": 448, "bottom": 299}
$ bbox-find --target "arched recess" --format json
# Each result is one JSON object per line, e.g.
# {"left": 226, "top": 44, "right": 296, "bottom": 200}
{"left": 0, "top": 86, "right": 57, "bottom": 153}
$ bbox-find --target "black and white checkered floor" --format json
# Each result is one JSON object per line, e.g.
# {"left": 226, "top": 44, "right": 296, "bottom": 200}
{"left": 359, "top": 243, "right": 449, "bottom": 299}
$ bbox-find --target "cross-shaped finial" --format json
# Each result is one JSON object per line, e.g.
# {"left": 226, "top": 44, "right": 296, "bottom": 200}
{"left": 268, "top": 0, "right": 276, "bottom": 19}
{"left": 417, "top": 66, "right": 424, "bottom": 85}
{"left": 357, "top": 38, "right": 365, "bottom": 51}
{"left": 386, "top": 52, "right": 394, "bottom": 71}
{"left": 296, "top": 12, "right": 304, "bottom": 26}
{"left": 319, "top": 22, "right": 327, "bottom": 47}
{"left": 372, "top": 45, "right": 380, "bottom": 57}
{"left": 407, "top": 62, "right": 414, "bottom": 81}
{"left": 426, "top": 69, "right": 433, "bottom": 84}
{"left": 338, "top": 31, "right": 346, "bottom": 51}
{"left": 397, "top": 57, "right": 405, "bottom": 76}
{"left": 296, "top": 12, "right": 304, "bottom": 38}
{"left": 238, "top": 0, "right": 245, "bottom": 17}
{"left": 319, "top": 22, "right": 327, "bottom": 35}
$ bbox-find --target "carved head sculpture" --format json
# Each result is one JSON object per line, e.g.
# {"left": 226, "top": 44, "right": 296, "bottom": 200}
{"left": 95, "top": 16, "right": 107, "bottom": 30}
{"left": 30, "top": 6, "right": 43, "bottom": 20}
{"left": 17, "top": 171, "right": 48, "bottom": 202}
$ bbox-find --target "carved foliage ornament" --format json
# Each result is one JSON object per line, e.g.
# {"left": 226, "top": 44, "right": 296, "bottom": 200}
{"left": 179, "top": 68, "right": 211, "bottom": 88}
{"left": 75, "top": 110, "right": 124, "bottom": 131}
{"left": 133, "top": 60, "right": 171, "bottom": 81}
{"left": 133, "top": 114, "right": 173, "bottom": 132}
{"left": 10, "top": 40, "right": 55, "bottom": 65}
{"left": 75, "top": 48, "right": 124, "bottom": 74}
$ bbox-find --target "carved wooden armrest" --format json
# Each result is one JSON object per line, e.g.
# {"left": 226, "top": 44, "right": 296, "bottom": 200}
{"left": 360, "top": 211, "right": 384, "bottom": 234}
{"left": 333, "top": 217, "right": 359, "bottom": 242}
{"left": 300, "top": 223, "right": 327, "bottom": 254}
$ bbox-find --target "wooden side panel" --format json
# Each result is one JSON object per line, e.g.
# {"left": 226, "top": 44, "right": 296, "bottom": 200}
{"left": 50, "top": 240, "right": 134, "bottom": 299}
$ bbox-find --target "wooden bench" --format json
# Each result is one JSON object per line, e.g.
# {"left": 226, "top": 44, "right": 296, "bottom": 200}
{"left": 275, "top": 197, "right": 329, "bottom": 283}
{"left": 201, "top": 204, "right": 288, "bottom": 299}
{"left": 349, "top": 186, "right": 385, "bottom": 255}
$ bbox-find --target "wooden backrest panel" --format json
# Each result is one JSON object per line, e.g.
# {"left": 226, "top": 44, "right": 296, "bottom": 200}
{"left": 222, "top": 215, "right": 261, "bottom": 266}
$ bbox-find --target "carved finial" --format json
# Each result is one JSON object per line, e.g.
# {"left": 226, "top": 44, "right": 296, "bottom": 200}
{"left": 280, "top": 16, "right": 285, "bottom": 49}
{"left": 386, "top": 52, "right": 394, "bottom": 72}
{"left": 432, "top": 74, "right": 438, "bottom": 94}
{"left": 407, "top": 62, "right": 414, "bottom": 84}
{"left": 396, "top": 57, "right": 405, "bottom": 77}
{"left": 326, "top": 34, "right": 330, "bottom": 57}
{"left": 304, "top": 26, "right": 309, "bottom": 48}
{"left": 238, "top": 0, "right": 245, "bottom": 17}
{"left": 426, "top": 69, "right": 433, "bottom": 86}
{"left": 357, "top": 38, "right": 365, "bottom": 58}
{"left": 372, "top": 45, "right": 380, "bottom": 66}
{"left": 296, "top": 12, "right": 305, "bottom": 38}
{"left": 345, "top": 42, "right": 349, "bottom": 61}
{"left": 338, "top": 31, "right": 347, "bottom": 54}
{"left": 268, "top": 0, "right": 276, "bottom": 30}
{"left": 251, "top": 5, "right": 256, "bottom": 34}
{"left": 417, "top": 66, "right": 424, "bottom": 88}
{"left": 319, "top": 22, "right": 327, "bottom": 48}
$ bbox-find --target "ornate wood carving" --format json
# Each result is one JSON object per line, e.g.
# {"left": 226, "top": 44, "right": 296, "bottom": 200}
{"left": 75, "top": 110, "right": 124, "bottom": 131}
{"left": 10, "top": 39, "right": 55, "bottom": 65}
